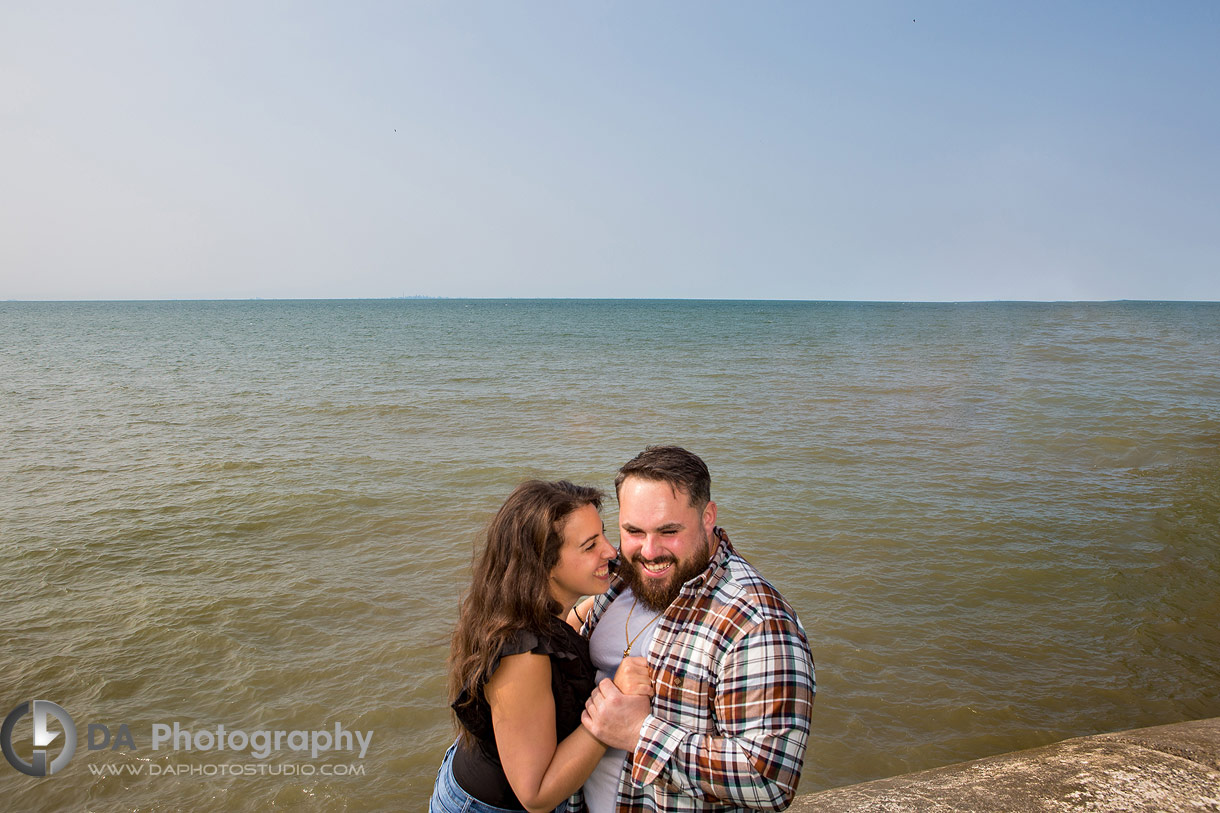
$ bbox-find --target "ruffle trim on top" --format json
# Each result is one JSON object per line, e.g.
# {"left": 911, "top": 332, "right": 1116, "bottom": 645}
{"left": 451, "top": 617, "right": 584, "bottom": 731}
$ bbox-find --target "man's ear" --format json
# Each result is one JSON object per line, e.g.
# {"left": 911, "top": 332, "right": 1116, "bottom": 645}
{"left": 702, "top": 500, "right": 717, "bottom": 537}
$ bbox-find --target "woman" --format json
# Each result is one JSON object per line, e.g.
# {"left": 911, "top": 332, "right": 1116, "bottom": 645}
{"left": 430, "top": 480, "right": 651, "bottom": 813}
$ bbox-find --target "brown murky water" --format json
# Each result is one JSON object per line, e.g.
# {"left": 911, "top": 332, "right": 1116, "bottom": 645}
{"left": 3, "top": 300, "right": 1218, "bottom": 810}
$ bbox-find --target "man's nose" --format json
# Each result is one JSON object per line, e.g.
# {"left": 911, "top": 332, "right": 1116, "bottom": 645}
{"left": 639, "top": 534, "right": 666, "bottom": 560}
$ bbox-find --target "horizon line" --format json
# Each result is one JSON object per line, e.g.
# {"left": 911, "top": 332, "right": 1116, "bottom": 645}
{"left": 5, "top": 297, "right": 1219, "bottom": 305}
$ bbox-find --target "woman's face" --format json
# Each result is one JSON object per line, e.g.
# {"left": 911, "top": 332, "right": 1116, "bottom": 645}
{"left": 548, "top": 503, "right": 616, "bottom": 610}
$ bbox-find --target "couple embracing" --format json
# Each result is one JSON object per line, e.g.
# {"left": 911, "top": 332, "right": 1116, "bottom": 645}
{"left": 431, "top": 446, "right": 816, "bottom": 812}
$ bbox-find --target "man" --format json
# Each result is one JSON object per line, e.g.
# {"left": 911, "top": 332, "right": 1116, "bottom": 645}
{"left": 574, "top": 446, "right": 815, "bottom": 812}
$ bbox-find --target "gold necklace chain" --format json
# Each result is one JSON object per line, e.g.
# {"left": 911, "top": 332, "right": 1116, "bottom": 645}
{"left": 623, "top": 597, "right": 661, "bottom": 657}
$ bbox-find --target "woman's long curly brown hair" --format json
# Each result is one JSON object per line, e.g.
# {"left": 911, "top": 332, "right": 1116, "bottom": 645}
{"left": 448, "top": 479, "right": 603, "bottom": 744}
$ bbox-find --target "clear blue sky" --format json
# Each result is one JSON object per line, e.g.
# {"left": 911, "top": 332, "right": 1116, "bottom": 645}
{"left": 3, "top": 2, "right": 1218, "bottom": 301}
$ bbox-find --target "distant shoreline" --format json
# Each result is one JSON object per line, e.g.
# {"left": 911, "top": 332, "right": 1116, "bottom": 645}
{"left": 6, "top": 297, "right": 1219, "bottom": 305}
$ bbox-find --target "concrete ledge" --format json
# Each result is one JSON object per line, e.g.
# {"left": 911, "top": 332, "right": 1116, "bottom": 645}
{"left": 790, "top": 717, "right": 1220, "bottom": 812}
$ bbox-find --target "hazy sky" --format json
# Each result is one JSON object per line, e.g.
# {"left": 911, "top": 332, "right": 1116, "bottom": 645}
{"left": 3, "top": 2, "right": 1218, "bottom": 301}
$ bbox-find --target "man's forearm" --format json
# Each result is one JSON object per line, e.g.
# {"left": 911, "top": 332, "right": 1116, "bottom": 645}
{"left": 630, "top": 715, "right": 809, "bottom": 810}
{"left": 632, "top": 616, "right": 815, "bottom": 808}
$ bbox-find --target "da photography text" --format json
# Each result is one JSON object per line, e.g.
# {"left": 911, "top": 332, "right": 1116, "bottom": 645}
{"left": 96, "top": 721, "right": 373, "bottom": 759}
{"left": 3, "top": 700, "right": 373, "bottom": 778}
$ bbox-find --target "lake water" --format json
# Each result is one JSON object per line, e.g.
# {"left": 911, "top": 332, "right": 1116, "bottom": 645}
{"left": 2, "top": 299, "right": 1218, "bottom": 810}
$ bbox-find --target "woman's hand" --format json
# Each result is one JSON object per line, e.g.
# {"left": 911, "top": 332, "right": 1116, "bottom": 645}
{"left": 582, "top": 679, "right": 651, "bottom": 751}
{"left": 613, "top": 656, "right": 653, "bottom": 697}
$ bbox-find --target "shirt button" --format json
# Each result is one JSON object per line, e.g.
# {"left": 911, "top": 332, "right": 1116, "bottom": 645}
{"left": 674, "top": 675, "right": 684, "bottom": 687}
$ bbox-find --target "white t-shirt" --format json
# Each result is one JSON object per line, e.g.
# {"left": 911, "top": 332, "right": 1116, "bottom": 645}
{"left": 584, "top": 587, "right": 662, "bottom": 813}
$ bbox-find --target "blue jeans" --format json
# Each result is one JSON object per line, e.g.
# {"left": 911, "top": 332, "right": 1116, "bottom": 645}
{"left": 429, "top": 739, "right": 569, "bottom": 813}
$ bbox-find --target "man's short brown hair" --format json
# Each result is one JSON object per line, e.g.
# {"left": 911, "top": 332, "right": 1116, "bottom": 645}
{"left": 614, "top": 445, "right": 711, "bottom": 508}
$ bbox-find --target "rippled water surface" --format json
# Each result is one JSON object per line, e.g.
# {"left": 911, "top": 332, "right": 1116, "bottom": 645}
{"left": 2, "top": 300, "right": 1218, "bottom": 810}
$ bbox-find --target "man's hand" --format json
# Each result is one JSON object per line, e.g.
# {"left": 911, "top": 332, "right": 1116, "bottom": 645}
{"left": 582, "top": 678, "right": 651, "bottom": 751}
{"left": 613, "top": 656, "right": 653, "bottom": 697}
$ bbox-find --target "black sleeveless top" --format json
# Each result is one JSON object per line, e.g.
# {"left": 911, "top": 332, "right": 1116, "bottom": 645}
{"left": 451, "top": 615, "right": 596, "bottom": 809}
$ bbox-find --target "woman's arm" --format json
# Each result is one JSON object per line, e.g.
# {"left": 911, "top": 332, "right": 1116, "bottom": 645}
{"left": 485, "top": 652, "right": 607, "bottom": 813}
{"left": 565, "top": 595, "right": 598, "bottom": 632}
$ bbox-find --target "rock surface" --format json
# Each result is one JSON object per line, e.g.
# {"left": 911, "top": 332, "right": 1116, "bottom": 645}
{"left": 790, "top": 717, "right": 1220, "bottom": 812}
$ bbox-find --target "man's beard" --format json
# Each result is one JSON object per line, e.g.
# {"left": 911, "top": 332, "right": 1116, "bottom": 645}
{"left": 620, "top": 533, "right": 712, "bottom": 612}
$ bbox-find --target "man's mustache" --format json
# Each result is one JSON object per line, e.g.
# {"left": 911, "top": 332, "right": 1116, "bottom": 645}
{"left": 627, "top": 554, "right": 678, "bottom": 567}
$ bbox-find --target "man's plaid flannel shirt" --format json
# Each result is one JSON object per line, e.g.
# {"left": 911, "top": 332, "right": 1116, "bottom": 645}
{"left": 570, "top": 528, "right": 815, "bottom": 812}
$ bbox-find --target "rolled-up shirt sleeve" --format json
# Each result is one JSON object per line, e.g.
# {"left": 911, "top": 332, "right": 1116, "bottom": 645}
{"left": 629, "top": 616, "right": 816, "bottom": 810}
